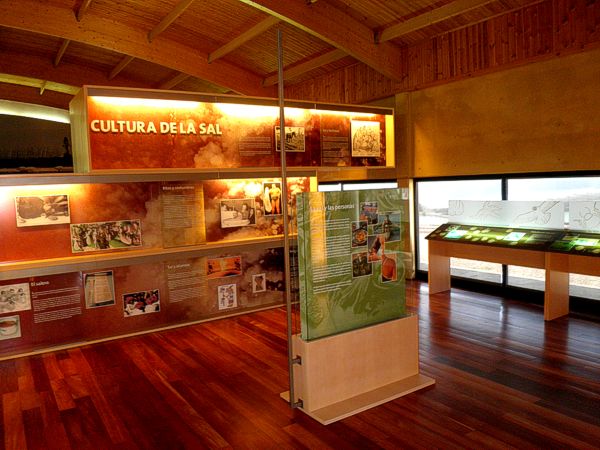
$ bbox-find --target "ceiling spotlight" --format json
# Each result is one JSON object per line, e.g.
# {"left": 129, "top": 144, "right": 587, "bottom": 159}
{"left": 306, "top": 0, "right": 318, "bottom": 4}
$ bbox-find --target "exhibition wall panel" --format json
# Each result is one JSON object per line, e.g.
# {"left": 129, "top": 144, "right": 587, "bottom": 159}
{"left": 0, "top": 85, "right": 402, "bottom": 359}
{"left": 71, "top": 87, "right": 395, "bottom": 172}
{"left": 0, "top": 175, "right": 309, "bottom": 358}
{"left": 0, "top": 246, "right": 288, "bottom": 358}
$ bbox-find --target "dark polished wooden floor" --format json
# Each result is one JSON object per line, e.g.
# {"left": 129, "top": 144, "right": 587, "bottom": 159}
{"left": 1, "top": 280, "right": 599, "bottom": 449}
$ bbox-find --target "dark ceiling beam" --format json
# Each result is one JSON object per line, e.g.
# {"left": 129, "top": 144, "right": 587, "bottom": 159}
{"left": 0, "top": 51, "right": 158, "bottom": 92}
{"left": 0, "top": 0, "right": 275, "bottom": 97}
{"left": 263, "top": 48, "right": 346, "bottom": 86}
{"left": 76, "top": 0, "right": 95, "bottom": 22}
{"left": 158, "top": 72, "right": 191, "bottom": 90}
{"left": 54, "top": 39, "right": 71, "bottom": 67}
{"left": 377, "top": 0, "right": 496, "bottom": 42}
{"left": 236, "top": 0, "right": 404, "bottom": 81}
{"left": 109, "top": 55, "right": 135, "bottom": 80}
{"left": 148, "top": 0, "right": 195, "bottom": 43}
{"left": 53, "top": 0, "right": 95, "bottom": 68}
{"left": 208, "top": 16, "right": 279, "bottom": 63}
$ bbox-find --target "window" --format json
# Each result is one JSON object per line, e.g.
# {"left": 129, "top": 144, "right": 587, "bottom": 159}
{"left": 318, "top": 181, "right": 398, "bottom": 192}
{"left": 341, "top": 181, "right": 398, "bottom": 191}
{"left": 507, "top": 176, "right": 600, "bottom": 299}
{"left": 318, "top": 182, "right": 341, "bottom": 192}
{"left": 416, "top": 179, "right": 502, "bottom": 282}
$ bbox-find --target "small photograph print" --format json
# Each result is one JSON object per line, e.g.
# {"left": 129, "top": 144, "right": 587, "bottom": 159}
{"left": 218, "top": 284, "right": 238, "bottom": 310}
{"left": 275, "top": 126, "right": 305, "bottom": 152}
{"left": 263, "top": 182, "right": 282, "bottom": 216}
{"left": 0, "top": 315, "right": 21, "bottom": 340}
{"left": 381, "top": 253, "right": 398, "bottom": 283}
{"left": 352, "top": 252, "right": 372, "bottom": 278}
{"left": 351, "top": 220, "right": 368, "bottom": 247}
{"left": 84, "top": 271, "right": 116, "bottom": 308}
{"left": 15, "top": 195, "right": 70, "bottom": 227}
{"left": 351, "top": 120, "right": 380, "bottom": 157}
{"left": 368, "top": 234, "right": 385, "bottom": 262}
{"left": 359, "top": 201, "right": 379, "bottom": 225}
{"left": 0, "top": 282, "right": 31, "bottom": 313}
{"left": 252, "top": 273, "right": 267, "bottom": 293}
{"left": 207, "top": 255, "right": 242, "bottom": 279}
{"left": 373, "top": 212, "right": 402, "bottom": 242}
{"left": 123, "top": 289, "right": 160, "bottom": 317}
{"left": 71, "top": 220, "right": 142, "bottom": 253}
{"left": 220, "top": 198, "right": 256, "bottom": 228}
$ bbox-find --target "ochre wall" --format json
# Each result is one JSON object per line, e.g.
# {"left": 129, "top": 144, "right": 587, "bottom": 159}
{"left": 408, "top": 46, "right": 600, "bottom": 178}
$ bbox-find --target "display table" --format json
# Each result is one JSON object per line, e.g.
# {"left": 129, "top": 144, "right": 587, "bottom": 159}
{"left": 427, "top": 223, "right": 600, "bottom": 321}
{"left": 427, "top": 239, "right": 564, "bottom": 318}
{"left": 544, "top": 252, "right": 600, "bottom": 319}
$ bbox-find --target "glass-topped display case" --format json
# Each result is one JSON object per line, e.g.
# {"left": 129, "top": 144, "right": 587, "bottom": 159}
{"left": 549, "top": 231, "right": 600, "bottom": 256}
{"left": 427, "top": 223, "right": 600, "bottom": 257}
{"left": 426, "top": 223, "right": 563, "bottom": 250}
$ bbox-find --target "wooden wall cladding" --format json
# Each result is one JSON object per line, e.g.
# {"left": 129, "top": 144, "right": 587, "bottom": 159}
{"left": 285, "top": 0, "right": 600, "bottom": 104}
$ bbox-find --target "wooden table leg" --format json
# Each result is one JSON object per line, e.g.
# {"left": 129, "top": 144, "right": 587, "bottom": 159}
{"left": 545, "top": 253, "right": 570, "bottom": 320}
{"left": 428, "top": 242, "right": 451, "bottom": 294}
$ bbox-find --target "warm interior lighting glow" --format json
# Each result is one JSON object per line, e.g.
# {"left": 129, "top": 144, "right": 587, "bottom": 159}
{"left": 0, "top": 184, "right": 84, "bottom": 199}
{"left": 215, "top": 104, "right": 312, "bottom": 120}
{"left": 313, "top": 109, "right": 378, "bottom": 118}
{"left": 214, "top": 103, "right": 278, "bottom": 119}
{"left": 0, "top": 100, "right": 70, "bottom": 123}
{"left": 90, "top": 96, "right": 200, "bottom": 109}
{"left": 283, "top": 107, "right": 309, "bottom": 119}
{"left": 88, "top": 97, "right": 381, "bottom": 122}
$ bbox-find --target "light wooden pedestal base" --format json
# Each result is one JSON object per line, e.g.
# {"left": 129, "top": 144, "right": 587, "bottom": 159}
{"left": 281, "top": 314, "right": 435, "bottom": 425}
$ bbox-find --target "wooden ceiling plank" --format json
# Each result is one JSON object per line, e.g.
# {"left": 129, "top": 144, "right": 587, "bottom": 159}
{"left": 0, "top": 74, "right": 41, "bottom": 90}
{"left": 236, "top": 0, "right": 404, "bottom": 81}
{"left": 263, "top": 48, "right": 346, "bottom": 86}
{"left": 378, "top": 0, "right": 497, "bottom": 42}
{"left": 208, "top": 16, "right": 279, "bottom": 63}
{"left": 0, "top": 0, "right": 275, "bottom": 96}
{"left": 0, "top": 51, "right": 176, "bottom": 93}
{"left": 109, "top": 55, "right": 135, "bottom": 80}
{"left": 76, "top": 0, "right": 95, "bottom": 22}
{"left": 148, "top": 0, "right": 196, "bottom": 43}
{"left": 0, "top": 73, "right": 79, "bottom": 95}
{"left": 159, "top": 72, "right": 191, "bottom": 89}
{"left": 54, "top": 39, "right": 71, "bottom": 67}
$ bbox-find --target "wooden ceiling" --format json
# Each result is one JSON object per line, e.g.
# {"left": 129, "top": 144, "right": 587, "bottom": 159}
{"left": 0, "top": 0, "right": 539, "bottom": 109}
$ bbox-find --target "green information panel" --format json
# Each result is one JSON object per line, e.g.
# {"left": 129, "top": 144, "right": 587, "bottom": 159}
{"left": 297, "top": 189, "right": 406, "bottom": 341}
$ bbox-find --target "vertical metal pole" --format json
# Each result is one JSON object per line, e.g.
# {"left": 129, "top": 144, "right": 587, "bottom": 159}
{"left": 277, "top": 29, "right": 297, "bottom": 408}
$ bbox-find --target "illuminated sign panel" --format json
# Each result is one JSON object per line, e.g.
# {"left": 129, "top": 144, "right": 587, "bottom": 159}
{"left": 72, "top": 88, "right": 394, "bottom": 171}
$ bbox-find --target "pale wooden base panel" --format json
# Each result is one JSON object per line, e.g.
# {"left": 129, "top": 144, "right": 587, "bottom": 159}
{"left": 283, "top": 315, "right": 434, "bottom": 424}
